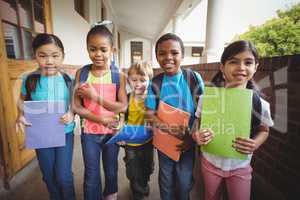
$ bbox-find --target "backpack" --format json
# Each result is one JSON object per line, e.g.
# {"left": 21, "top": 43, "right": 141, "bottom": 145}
{"left": 250, "top": 91, "right": 262, "bottom": 138}
{"left": 151, "top": 68, "right": 203, "bottom": 110}
{"left": 25, "top": 71, "right": 73, "bottom": 101}
{"left": 79, "top": 60, "right": 120, "bottom": 97}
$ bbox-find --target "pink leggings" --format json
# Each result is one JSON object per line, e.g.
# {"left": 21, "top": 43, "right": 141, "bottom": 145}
{"left": 201, "top": 157, "right": 252, "bottom": 200}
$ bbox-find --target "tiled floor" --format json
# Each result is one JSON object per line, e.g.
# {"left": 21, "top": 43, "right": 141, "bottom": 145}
{"left": 1, "top": 135, "right": 204, "bottom": 200}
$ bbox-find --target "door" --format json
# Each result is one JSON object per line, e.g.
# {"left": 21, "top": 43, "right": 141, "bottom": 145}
{"left": 0, "top": 0, "right": 52, "bottom": 188}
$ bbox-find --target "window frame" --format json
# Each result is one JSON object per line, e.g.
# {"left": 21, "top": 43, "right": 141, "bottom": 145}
{"left": 0, "top": 0, "right": 51, "bottom": 60}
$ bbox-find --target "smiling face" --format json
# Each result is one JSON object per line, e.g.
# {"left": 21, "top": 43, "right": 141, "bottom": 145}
{"left": 156, "top": 39, "right": 183, "bottom": 76}
{"left": 128, "top": 71, "right": 150, "bottom": 96}
{"left": 221, "top": 50, "right": 258, "bottom": 88}
{"left": 87, "top": 34, "right": 113, "bottom": 70}
{"left": 35, "top": 43, "right": 64, "bottom": 76}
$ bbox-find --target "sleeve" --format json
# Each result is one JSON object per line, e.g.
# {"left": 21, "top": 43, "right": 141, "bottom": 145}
{"left": 20, "top": 74, "right": 28, "bottom": 96}
{"left": 145, "top": 81, "right": 157, "bottom": 110}
{"left": 195, "top": 72, "right": 205, "bottom": 94}
{"left": 195, "top": 95, "right": 203, "bottom": 118}
{"left": 260, "top": 98, "right": 274, "bottom": 127}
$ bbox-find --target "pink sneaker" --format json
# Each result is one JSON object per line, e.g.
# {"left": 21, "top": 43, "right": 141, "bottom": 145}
{"left": 104, "top": 192, "right": 117, "bottom": 200}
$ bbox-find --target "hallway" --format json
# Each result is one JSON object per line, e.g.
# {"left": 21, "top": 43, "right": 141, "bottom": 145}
{"left": 1, "top": 135, "right": 203, "bottom": 200}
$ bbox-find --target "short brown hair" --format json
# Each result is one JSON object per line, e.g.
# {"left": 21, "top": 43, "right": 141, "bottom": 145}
{"left": 128, "top": 61, "right": 153, "bottom": 79}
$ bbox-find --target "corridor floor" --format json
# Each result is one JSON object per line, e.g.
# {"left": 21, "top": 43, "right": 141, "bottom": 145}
{"left": 1, "top": 135, "right": 203, "bottom": 200}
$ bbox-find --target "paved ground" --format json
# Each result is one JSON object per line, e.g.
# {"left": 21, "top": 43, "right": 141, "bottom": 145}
{"left": 1, "top": 134, "right": 204, "bottom": 200}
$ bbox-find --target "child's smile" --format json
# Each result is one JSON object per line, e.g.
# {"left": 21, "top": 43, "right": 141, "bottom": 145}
{"left": 156, "top": 39, "right": 183, "bottom": 76}
{"left": 87, "top": 35, "right": 113, "bottom": 69}
{"left": 221, "top": 50, "right": 258, "bottom": 88}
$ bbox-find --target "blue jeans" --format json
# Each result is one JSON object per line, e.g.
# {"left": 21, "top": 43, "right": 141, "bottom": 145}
{"left": 81, "top": 133, "right": 120, "bottom": 200}
{"left": 35, "top": 133, "right": 75, "bottom": 200}
{"left": 158, "top": 147, "right": 195, "bottom": 200}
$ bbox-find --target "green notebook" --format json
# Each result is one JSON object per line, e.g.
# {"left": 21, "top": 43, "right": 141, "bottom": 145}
{"left": 200, "top": 87, "right": 253, "bottom": 160}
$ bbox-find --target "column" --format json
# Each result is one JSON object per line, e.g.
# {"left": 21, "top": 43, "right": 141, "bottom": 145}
{"left": 202, "top": 0, "right": 225, "bottom": 63}
{"left": 172, "top": 14, "right": 182, "bottom": 35}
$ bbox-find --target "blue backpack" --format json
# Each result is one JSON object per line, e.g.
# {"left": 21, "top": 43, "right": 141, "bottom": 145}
{"left": 25, "top": 70, "right": 73, "bottom": 101}
{"left": 79, "top": 60, "right": 120, "bottom": 98}
{"left": 151, "top": 68, "right": 203, "bottom": 109}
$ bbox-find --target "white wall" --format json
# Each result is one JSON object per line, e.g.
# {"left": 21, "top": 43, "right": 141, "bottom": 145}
{"left": 119, "top": 30, "right": 152, "bottom": 68}
{"left": 183, "top": 46, "right": 203, "bottom": 66}
{"left": 51, "top": 0, "right": 91, "bottom": 65}
{"left": 51, "top": 0, "right": 122, "bottom": 67}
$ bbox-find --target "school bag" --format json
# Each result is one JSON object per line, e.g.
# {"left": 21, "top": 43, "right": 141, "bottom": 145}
{"left": 79, "top": 60, "right": 120, "bottom": 96}
{"left": 25, "top": 70, "right": 73, "bottom": 101}
{"left": 151, "top": 68, "right": 203, "bottom": 110}
{"left": 250, "top": 90, "right": 262, "bottom": 138}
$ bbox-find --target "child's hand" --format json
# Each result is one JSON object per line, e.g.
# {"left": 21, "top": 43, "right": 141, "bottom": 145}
{"left": 16, "top": 115, "right": 32, "bottom": 133}
{"left": 176, "top": 134, "right": 193, "bottom": 152}
{"left": 192, "top": 129, "right": 213, "bottom": 145}
{"left": 76, "top": 84, "right": 98, "bottom": 100}
{"left": 101, "top": 116, "right": 119, "bottom": 128}
{"left": 117, "top": 141, "right": 126, "bottom": 146}
{"left": 60, "top": 111, "right": 74, "bottom": 124}
{"left": 165, "top": 125, "right": 186, "bottom": 139}
{"left": 232, "top": 137, "right": 257, "bottom": 154}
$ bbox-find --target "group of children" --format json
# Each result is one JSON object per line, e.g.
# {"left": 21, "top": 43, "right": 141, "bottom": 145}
{"left": 16, "top": 22, "right": 273, "bottom": 200}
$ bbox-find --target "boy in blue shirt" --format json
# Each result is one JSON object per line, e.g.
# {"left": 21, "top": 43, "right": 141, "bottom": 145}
{"left": 145, "top": 33, "right": 204, "bottom": 200}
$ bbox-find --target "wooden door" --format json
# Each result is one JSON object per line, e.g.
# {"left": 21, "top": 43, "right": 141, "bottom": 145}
{"left": 0, "top": 0, "right": 52, "bottom": 188}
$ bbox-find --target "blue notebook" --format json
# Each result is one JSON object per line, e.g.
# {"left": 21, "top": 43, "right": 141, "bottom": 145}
{"left": 24, "top": 101, "right": 66, "bottom": 149}
{"left": 106, "top": 125, "right": 152, "bottom": 145}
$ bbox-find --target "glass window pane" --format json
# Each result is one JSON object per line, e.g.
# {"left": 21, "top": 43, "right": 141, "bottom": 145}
{"left": 0, "top": 0, "right": 18, "bottom": 24}
{"left": 2, "top": 22, "right": 22, "bottom": 59}
{"left": 18, "top": 0, "right": 33, "bottom": 29}
{"left": 21, "top": 29, "right": 33, "bottom": 59}
{"left": 34, "top": 0, "right": 45, "bottom": 33}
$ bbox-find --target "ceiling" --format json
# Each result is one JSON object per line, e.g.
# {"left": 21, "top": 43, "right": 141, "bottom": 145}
{"left": 108, "top": 0, "right": 201, "bottom": 40}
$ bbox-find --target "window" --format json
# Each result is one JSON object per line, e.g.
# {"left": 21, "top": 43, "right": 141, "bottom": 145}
{"left": 130, "top": 41, "right": 143, "bottom": 64}
{"left": 0, "top": 0, "right": 46, "bottom": 59}
{"left": 74, "top": 0, "right": 84, "bottom": 18}
{"left": 191, "top": 46, "right": 203, "bottom": 57}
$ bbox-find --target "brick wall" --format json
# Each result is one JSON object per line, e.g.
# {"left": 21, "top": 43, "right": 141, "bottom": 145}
{"left": 153, "top": 55, "right": 300, "bottom": 200}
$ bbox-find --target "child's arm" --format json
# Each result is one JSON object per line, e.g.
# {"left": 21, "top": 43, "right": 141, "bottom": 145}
{"left": 233, "top": 126, "right": 269, "bottom": 154}
{"left": 191, "top": 117, "right": 214, "bottom": 145}
{"left": 72, "top": 69, "right": 118, "bottom": 126}
{"left": 16, "top": 94, "right": 31, "bottom": 133}
{"left": 101, "top": 73, "right": 127, "bottom": 113}
{"left": 60, "top": 109, "right": 74, "bottom": 124}
{"left": 76, "top": 73, "right": 128, "bottom": 113}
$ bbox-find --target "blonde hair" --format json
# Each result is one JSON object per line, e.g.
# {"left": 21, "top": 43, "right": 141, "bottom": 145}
{"left": 128, "top": 61, "right": 153, "bottom": 79}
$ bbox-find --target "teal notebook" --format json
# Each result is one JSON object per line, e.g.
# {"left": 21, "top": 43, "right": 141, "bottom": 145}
{"left": 200, "top": 87, "right": 253, "bottom": 160}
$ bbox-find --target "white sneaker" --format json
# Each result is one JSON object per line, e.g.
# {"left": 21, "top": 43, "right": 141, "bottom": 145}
{"left": 104, "top": 192, "right": 117, "bottom": 200}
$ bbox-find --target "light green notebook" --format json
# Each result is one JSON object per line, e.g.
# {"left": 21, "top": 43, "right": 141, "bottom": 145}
{"left": 200, "top": 87, "right": 253, "bottom": 160}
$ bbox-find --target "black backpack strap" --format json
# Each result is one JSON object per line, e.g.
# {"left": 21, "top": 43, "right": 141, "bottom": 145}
{"left": 250, "top": 91, "right": 262, "bottom": 138}
{"left": 182, "top": 68, "right": 202, "bottom": 108}
{"left": 25, "top": 72, "right": 41, "bottom": 101}
{"left": 124, "top": 93, "right": 131, "bottom": 122}
{"left": 151, "top": 72, "right": 164, "bottom": 110}
{"left": 110, "top": 60, "right": 120, "bottom": 94}
{"left": 61, "top": 72, "right": 73, "bottom": 91}
{"left": 79, "top": 64, "right": 92, "bottom": 83}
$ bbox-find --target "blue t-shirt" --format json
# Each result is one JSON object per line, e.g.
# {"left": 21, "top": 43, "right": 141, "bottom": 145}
{"left": 145, "top": 69, "right": 204, "bottom": 128}
{"left": 21, "top": 73, "right": 75, "bottom": 133}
